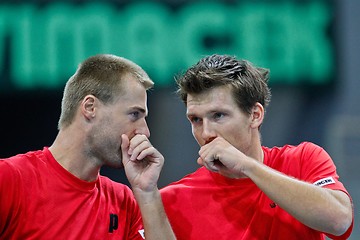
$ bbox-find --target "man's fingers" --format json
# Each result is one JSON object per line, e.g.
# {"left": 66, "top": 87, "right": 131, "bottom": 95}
{"left": 130, "top": 141, "right": 151, "bottom": 161}
{"left": 128, "top": 134, "right": 160, "bottom": 162}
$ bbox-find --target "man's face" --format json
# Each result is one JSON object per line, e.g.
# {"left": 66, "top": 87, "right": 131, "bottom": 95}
{"left": 186, "top": 85, "right": 254, "bottom": 155}
{"left": 88, "top": 75, "right": 150, "bottom": 168}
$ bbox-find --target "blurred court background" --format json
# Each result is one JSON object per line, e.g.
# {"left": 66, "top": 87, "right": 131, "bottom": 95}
{"left": 0, "top": 0, "right": 358, "bottom": 238}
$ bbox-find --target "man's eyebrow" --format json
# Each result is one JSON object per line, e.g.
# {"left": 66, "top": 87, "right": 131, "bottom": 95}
{"left": 131, "top": 106, "right": 148, "bottom": 115}
{"left": 186, "top": 113, "right": 199, "bottom": 121}
{"left": 186, "top": 112, "right": 195, "bottom": 117}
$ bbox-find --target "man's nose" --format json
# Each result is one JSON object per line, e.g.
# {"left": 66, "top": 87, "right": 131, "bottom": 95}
{"left": 201, "top": 120, "right": 216, "bottom": 144}
{"left": 135, "top": 119, "right": 150, "bottom": 138}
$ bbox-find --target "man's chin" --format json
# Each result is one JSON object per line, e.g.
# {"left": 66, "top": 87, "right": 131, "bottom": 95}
{"left": 114, "top": 162, "right": 124, "bottom": 169}
{"left": 105, "top": 160, "right": 124, "bottom": 169}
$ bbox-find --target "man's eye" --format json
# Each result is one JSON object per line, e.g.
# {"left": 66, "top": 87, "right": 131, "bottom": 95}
{"left": 190, "top": 117, "right": 201, "bottom": 123}
{"left": 213, "top": 112, "right": 225, "bottom": 120}
{"left": 130, "top": 112, "right": 140, "bottom": 119}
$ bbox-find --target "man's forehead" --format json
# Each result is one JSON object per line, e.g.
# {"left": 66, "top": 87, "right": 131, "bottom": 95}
{"left": 187, "top": 87, "right": 232, "bottom": 104}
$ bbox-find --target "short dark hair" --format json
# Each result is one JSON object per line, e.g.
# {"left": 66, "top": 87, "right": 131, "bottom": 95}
{"left": 176, "top": 54, "right": 271, "bottom": 115}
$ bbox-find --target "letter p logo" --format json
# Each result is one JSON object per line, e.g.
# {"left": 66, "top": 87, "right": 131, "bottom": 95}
{"left": 109, "top": 213, "right": 118, "bottom": 233}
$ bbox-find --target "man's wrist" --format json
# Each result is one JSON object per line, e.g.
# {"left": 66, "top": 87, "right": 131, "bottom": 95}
{"left": 132, "top": 187, "right": 161, "bottom": 205}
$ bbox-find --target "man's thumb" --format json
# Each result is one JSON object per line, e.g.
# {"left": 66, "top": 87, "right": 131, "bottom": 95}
{"left": 121, "top": 134, "right": 130, "bottom": 163}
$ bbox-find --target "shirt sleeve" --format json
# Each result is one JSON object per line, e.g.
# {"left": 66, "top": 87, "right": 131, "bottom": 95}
{"left": 300, "top": 142, "right": 354, "bottom": 239}
{"left": 300, "top": 142, "right": 346, "bottom": 192}
{"left": 129, "top": 206, "right": 145, "bottom": 240}
{"left": 123, "top": 186, "right": 145, "bottom": 240}
{"left": 0, "top": 160, "right": 22, "bottom": 236}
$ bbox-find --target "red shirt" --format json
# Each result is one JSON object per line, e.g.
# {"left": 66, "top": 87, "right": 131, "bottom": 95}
{"left": 161, "top": 142, "right": 353, "bottom": 240}
{"left": 0, "top": 148, "right": 144, "bottom": 240}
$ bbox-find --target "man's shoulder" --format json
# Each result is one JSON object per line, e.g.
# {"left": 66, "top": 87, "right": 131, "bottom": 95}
{"left": 0, "top": 149, "right": 45, "bottom": 171}
{"left": 263, "top": 141, "right": 321, "bottom": 155}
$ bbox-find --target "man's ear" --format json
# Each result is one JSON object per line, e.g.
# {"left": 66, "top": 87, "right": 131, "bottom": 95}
{"left": 250, "top": 102, "right": 264, "bottom": 129}
{"left": 81, "top": 95, "right": 97, "bottom": 121}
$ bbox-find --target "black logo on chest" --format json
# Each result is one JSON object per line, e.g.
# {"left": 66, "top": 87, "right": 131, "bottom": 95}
{"left": 109, "top": 213, "right": 119, "bottom": 233}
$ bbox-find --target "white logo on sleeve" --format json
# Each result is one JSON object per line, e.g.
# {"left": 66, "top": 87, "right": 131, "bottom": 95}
{"left": 313, "top": 177, "right": 335, "bottom": 187}
{"left": 138, "top": 229, "right": 145, "bottom": 239}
